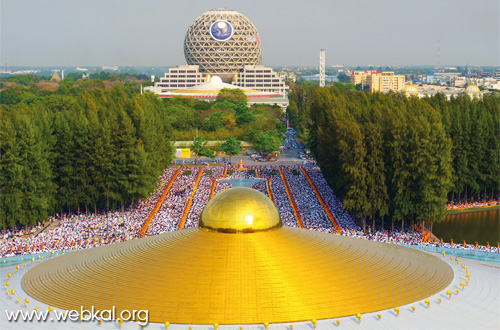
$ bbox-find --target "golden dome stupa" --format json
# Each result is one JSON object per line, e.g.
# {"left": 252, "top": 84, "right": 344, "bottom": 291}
{"left": 22, "top": 187, "right": 453, "bottom": 325}
{"left": 466, "top": 82, "right": 480, "bottom": 93}
{"left": 404, "top": 81, "right": 419, "bottom": 95}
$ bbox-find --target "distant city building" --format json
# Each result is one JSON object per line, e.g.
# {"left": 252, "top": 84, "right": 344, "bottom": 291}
{"left": 150, "top": 9, "right": 288, "bottom": 109}
{"left": 403, "top": 82, "right": 486, "bottom": 100}
{"left": 367, "top": 72, "right": 405, "bottom": 92}
{"left": 425, "top": 72, "right": 461, "bottom": 85}
{"left": 101, "top": 66, "right": 119, "bottom": 71}
{"left": 278, "top": 71, "right": 297, "bottom": 82}
{"left": 301, "top": 75, "right": 338, "bottom": 84}
{"left": 350, "top": 70, "right": 405, "bottom": 92}
{"left": 349, "top": 70, "right": 378, "bottom": 86}
{"left": 454, "top": 77, "right": 486, "bottom": 88}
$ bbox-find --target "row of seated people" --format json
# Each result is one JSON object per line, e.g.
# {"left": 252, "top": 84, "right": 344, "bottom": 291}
{"left": 0, "top": 167, "right": 178, "bottom": 257}
{"left": 146, "top": 167, "right": 201, "bottom": 236}
{"left": 3, "top": 165, "right": 498, "bottom": 258}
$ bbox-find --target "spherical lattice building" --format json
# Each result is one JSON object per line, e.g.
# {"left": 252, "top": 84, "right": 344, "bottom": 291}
{"left": 184, "top": 9, "right": 261, "bottom": 78}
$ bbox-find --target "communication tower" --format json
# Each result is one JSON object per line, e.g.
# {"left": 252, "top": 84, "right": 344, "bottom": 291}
{"left": 319, "top": 49, "right": 325, "bottom": 87}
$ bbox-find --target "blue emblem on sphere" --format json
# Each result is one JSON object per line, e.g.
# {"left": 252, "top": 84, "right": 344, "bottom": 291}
{"left": 210, "top": 20, "right": 233, "bottom": 41}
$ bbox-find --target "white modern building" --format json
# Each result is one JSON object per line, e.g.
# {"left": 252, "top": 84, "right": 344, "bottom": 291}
{"left": 232, "top": 65, "right": 288, "bottom": 95}
{"left": 150, "top": 9, "right": 289, "bottom": 108}
{"left": 155, "top": 65, "right": 206, "bottom": 93}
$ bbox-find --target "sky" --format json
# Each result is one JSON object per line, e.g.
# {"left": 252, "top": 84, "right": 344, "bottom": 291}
{"left": 1, "top": 0, "right": 498, "bottom": 67}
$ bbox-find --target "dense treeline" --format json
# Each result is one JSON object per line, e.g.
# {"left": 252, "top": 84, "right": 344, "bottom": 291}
{"left": 163, "top": 89, "right": 286, "bottom": 151}
{"left": 290, "top": 83, "right": 499, "bottom": 231}
{"left": 0, "top": 83, "right": 286, "bottom": 229}
{"left": 0, "top": 86, "right": 172, "bottom": 229}
{"left": 0, "top": 73, "right": 149, "bottom": 106}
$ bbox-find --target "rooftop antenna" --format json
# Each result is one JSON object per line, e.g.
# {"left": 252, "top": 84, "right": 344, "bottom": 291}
{"left": 319, "top": 49, "right": 325, "bottom": 87}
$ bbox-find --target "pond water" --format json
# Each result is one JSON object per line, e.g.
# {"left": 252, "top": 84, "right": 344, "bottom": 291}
{"left": 432, "top": 208, "right": 499, "bottom": 246}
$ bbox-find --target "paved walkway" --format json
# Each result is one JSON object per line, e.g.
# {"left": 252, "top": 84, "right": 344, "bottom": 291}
{"left": 1, "top": 250, "right": 499, "bottom": 330}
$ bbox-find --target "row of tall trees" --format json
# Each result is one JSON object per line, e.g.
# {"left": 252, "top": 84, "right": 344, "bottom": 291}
{"left": 1, "top": 86, "right": 172, "bottom": 229}
{"left": 297, "top": 84, "right": 499, "bottom": 231}
{"left": 163, "top": 89, "right": 286, "bottom": 149}
{"left": 0, "top": 83, "right": 286, "bottom": 230}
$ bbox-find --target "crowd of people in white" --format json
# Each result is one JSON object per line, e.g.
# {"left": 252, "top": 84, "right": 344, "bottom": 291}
{"left": 303, "top": 167, "right": 360, "bottom": 231}
{"left": 183, "top": 167, "right": 225, "bottom": 229}
{"left": 259, "top": 168, "right": 299, "bottom": 227}
{"left": 1, "top": 165, "right": 498, "bottom": 258}
{"left": 146, "top": 167, "right": 201, "bottom": 235}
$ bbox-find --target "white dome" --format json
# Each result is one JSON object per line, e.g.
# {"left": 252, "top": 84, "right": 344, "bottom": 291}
{"left": 210, "top": 76, "right": 223, "bottom": 84}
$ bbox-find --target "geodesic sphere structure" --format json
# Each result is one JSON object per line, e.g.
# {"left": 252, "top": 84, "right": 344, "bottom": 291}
{"left": 184, "top": 9, "right": 261, "bottom": 74}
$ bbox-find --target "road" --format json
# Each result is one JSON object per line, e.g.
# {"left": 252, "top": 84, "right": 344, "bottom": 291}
{"left": 175, "top": 129, "right": 314, "bottom": 166}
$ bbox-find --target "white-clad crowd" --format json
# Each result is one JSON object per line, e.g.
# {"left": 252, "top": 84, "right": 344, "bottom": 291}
{"left": 0, "top": 167, "right": 178, "bottom": 258}
{"left": 183, "top": 167, "right": 225, "bottom": 229}
{"left": 146, "top": 167, "right": 201, "bottom": 235}
{"left": 1, "top": 165, "right": 498, "bottom": 258}
{"left": 258, "top": 167, "right": 298, "bottom": 227}
{"left": 303, "top": 166, "right": 359, "bottom": 231}
{"left": 281, "top": 167, "right": 333, "bottom": 232}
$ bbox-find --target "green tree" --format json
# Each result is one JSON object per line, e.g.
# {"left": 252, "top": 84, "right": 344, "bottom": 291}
{"left": 192, "top": 136, "right": 214, "bottom": 162}
{"left": 220, "top": 136, "right": 243, "bottom": 164}
{"left": 253, "top": 131, "right": 284, "bottom": 153}
{"left": 203, "top": 111, "right": 227, "bottom": 131}
{"left": 337, "top": 73, "right": 350, "bottom": 83}
{"left": 335, "top": 116, "right": 370, "bottom": 231}
{"left": 364, "top": 120, "right": 388, "bottom": 233}
{"left": 0, "top": 113, "right": 24, "bottom": 229}
{"left": 217, "top": 88, "right": 247, "bottom": 103}
{"left": 0, "top": 88, "right": 21, "bottom": 105}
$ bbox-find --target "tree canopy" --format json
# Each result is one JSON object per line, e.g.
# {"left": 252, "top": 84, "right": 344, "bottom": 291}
{"left": 220, "top": 136, "right": 243, "bottom": 163}
{"left": 0, "top": 86, "right": 172, "bottom": 229}
{"left": 298, "top": 82, "right": 499, "bottom": 230}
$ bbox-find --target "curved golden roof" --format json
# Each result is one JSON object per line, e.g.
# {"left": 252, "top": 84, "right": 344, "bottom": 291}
{"left": 200, "top": 187, "right": 282, "bottom": 233}
{"left": 466, "top": 82, "right": 480, "bottom": 93}
{"left": 404, "top": 82, "right": 418, "bottom": 93}
{"left": 22, "top": 188, "right": 453, "bottom": 325}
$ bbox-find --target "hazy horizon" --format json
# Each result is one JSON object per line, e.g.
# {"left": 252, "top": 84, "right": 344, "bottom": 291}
{"left": 1, "top": 0, "right": 498, "bottom": 67}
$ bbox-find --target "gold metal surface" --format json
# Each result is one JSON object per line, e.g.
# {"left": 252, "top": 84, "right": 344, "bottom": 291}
{"left": 22, "top": 188, "right": 453, "bottom": 325}
{"left": 199, "top": 187, "right": 282, "bottom": 233}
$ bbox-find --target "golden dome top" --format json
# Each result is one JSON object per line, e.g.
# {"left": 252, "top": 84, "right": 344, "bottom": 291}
{"left": 199, "top": 187, "right": 282, "bottom": 233}
{"left": 404, "top": 82, "right": 418, "bottom": 93}
{"left": 466, "top": 82, "right": 480, "bottom": 93}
